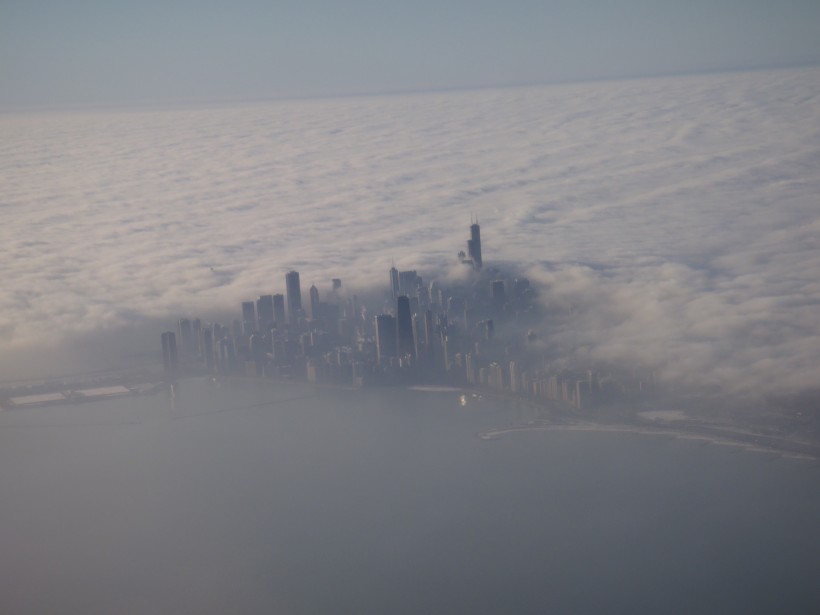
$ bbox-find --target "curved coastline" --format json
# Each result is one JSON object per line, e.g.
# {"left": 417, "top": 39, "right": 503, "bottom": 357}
{"left": 477, "top": 421, "right": 820, "bottom": 462}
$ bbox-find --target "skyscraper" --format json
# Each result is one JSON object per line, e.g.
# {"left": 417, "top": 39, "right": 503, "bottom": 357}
{"left": 241, "top": 301, "right": 256, "bottom": 335}
{"left": 161, "top": 331, "right": 178, "bottom": 375}
{"left": 285, "top": 271, "right": 302, "bottom": 325}
{"left": 375, "top": 314, "right": 397, "bottom": 364}
{"left": 273, "top": 294, "right": 286, "bottom": 326}
{"left": 309, "top": 284, "right": 320, "bottom": 320}
{"left": 256, "top": 295, "right": 274, "bottom": 332}
{"left": 468, "top": 221, "right": 482, "bottom": 269}
{"left": 177, "top": 318, "right": 193, "bottom": 357}
{"left": 396, "top": 295, "right": 415, "bottom": 359}
{"left": 398, "top": 270, "right": 418, "bottom": 296}
{"left": 201, "top": 326, "right": 215, "bottom": 371}
{"left": 389, "top": 265, "right": 400, "bottom": 299}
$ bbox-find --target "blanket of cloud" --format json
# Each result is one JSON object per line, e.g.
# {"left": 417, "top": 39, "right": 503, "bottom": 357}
{"left": 1, "top": 67, "right": 819, "bottom": 393}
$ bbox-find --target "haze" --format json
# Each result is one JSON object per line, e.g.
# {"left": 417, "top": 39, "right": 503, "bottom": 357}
{"left": 2, "top": 0, "right": 820, "bottom": 109}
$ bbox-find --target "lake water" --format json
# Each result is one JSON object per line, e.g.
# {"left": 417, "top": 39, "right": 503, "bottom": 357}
{"left": 1, "top": 378, "right": 818, "bottom": 614}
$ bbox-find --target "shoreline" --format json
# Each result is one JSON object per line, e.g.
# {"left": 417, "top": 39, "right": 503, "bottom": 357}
{"left": 477, "top": 421, "right": 820, "bottom": 462}
{"left": 5, "top": 371, "right": 818, "bottom": 463}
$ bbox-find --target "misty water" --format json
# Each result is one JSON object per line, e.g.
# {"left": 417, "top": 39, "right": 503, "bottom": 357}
{"left": 1, "top": 378, "right": 818, "bottom": 614}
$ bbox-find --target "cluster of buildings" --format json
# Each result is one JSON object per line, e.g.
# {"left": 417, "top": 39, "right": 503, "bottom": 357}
{"left": 160, "top": 222, "right": 646, "bottom": 411}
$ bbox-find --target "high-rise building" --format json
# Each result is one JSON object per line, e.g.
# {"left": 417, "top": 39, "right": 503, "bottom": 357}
{"left": 389, "top": 265, "right": 400, "bottom": 299}
{"left": 396, "top": 295, "right": 415, "bottom": 359}
{"left": 192, "top": 318, "right": 202, "bottom": 357}
{"left": 423, "top": 309, "right": 435, "bottom": 362}
{"left": 256, "top": 295, "right": 274, "bottom": 332}
{"left": 177, "top": 318, "right": 193, "bottom": 357}
{"left": 375, "top": 314, "right": 397, "bottom": 364}
{"left": 468, "top": 222, "right": 482, "bottom": 269}
{"left": 509, "top": 361, "right": 520, "bottom": 393}
{"left": 161, "top": 331, "right": 178, "bottom": 375}
{"left": 465, "top": 352, "right": 476, "bottom": 384}
{"left": 285, "top": 271, "right": 302, "bottom": 324}
{"left": 201, "top": 326, "right": 215, "bottom": 371}
{"left": 398, "top": 270, "right": 418, "bottom": 296}
{"left": 241, "top": 301, "right": 256, "bottom": 335}
{"left": 309, "top": 284, "right": 320, "bottom": 320}
{"left": 273, "top": 294, "right": 286, "bottom": 326}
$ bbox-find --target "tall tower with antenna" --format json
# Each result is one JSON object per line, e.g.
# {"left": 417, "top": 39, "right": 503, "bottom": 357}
{"left": 467, "top": 216, "right": 482, "bottom": 270}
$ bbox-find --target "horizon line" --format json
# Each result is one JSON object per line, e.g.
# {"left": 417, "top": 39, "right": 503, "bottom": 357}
{"left": 2, "top": 61, "right": 818, "bottom": 116}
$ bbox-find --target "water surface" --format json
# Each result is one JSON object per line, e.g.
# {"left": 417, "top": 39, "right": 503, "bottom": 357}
{"left": 1, "top": 378, "right": 818, "bottom": 613}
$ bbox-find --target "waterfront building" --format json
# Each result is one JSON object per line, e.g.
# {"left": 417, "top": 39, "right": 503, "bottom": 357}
{"left": 465, "top": 352, "right": 476, "bottom": 384}
{"left": 509, "top": 361, "right": 520, "bottom": 393}
{"left": 177, "top": 318, "right": 194, "bottom": 357}
{"left": 192, "top": 318, "right": 202, "bottom": 357}
{"left": 201, "top": 326, "right": 215, "bottom": 371}
{"left": 161, "top": 331, "right": 178, "bottom": 375}
{"left": 442, "top": 333, "right": 451, "bottom": 371}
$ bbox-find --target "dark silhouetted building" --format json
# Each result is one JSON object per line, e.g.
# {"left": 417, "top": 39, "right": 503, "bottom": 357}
{"left": 375, "top": 314, "right": 397, "bottom": 364}
{"left": 256, "top": 295, "right": 274, "bottom": 332}
{"left": 468, "top": 222, "right": 482, "bottom": 269}
{"left": 241, "top": 301, "right": 256, "bottom": 335}
{"left": 309, "top": 284, "right": 320, "bottom": 320}
{"left": 398, "top": 270, "right": 418, "bottom": 297}
{"left": 286, "top": 271, "right": 302, "bottom": 325}
{"left": 273, "top": 294, "right": 286, "bottom": 326}
{"left": 390, "top": 265, "right": 400, "bottom": 299}
{"left": 396, "top": 295, "right": 415, "bottom": 359}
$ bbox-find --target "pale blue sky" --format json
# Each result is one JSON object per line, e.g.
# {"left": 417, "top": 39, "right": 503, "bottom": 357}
{"left": 2, "top": 0, "right": 819, "bottom": 108}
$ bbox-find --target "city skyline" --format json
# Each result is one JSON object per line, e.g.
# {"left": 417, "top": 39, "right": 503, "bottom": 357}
{"left": 3, "top": 6, "right": 820, "bottom": 610}
{"left": 1, "top": 67, "right": 819, "bottom": 398}
{"left": 155, "top": 253, "right": 635, "bottom": 438}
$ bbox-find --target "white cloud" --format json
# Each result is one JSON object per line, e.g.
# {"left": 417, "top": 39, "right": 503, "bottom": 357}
{"left": 1, "top": 67, "right": 819, "bottom": 393}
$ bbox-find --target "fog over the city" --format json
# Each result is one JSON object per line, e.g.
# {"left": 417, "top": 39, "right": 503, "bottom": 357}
{"left": 2, "top": 67, "right": 819, "bottom": 396}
